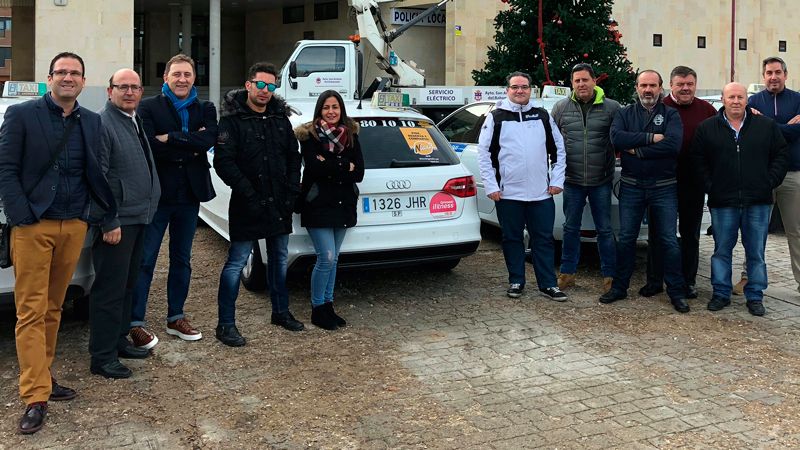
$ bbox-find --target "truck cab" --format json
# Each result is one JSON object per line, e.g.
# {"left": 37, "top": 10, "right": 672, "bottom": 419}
{"left": 276, "top": 40, "right": 359, "bottom": 103}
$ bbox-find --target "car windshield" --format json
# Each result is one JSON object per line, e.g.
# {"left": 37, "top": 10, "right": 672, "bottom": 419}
{"left": 356, "top": 117, "right": 460, "bottom": 169}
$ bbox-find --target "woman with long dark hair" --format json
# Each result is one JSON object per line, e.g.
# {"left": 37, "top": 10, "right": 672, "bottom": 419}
{"left": 294, "top": 90, "right": 364, "bottom": 330}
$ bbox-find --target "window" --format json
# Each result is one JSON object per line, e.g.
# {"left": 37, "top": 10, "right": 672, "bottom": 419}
{"left": 283, "top": 5, "right": 304, "bottom": 24}
{"left": 739, "top": 38, "right": 747, "bottom": 51}
{"left": 356, "top": 118, "right": 460, "bottom": 169}
{"left": 0, "top": 18, "right": 10, "bottom": 38}
{"left": 779, "top": 40, "right": 787, "bottom": 52}
{"left": 697, "top": 36, "right": 706, "bottom": 49}
{"left": 294, "top": 46, "right": 346, "bottom": 76}
{"left": 653, "top": 34, "right": 662, "bottom": 47}
{"left": 438, "top": 103, "right": 493, "bottom": 144}
{"left": 314, "top": 2, "right": 338, "bottom": 21}
{"left": 0, "top": 47, "right": 11, "bottom": 67}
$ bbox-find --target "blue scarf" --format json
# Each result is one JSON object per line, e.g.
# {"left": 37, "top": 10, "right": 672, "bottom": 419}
{"left": 161, "top": 83, "right": 198, "bottom": 133}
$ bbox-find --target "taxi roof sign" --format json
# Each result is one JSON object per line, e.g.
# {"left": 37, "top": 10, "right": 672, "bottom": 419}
{"left": 3, "top": 81, "right": 47, "bottom": 98}
{"left": 371, "top": 91, "right": 408, "bottom": 109}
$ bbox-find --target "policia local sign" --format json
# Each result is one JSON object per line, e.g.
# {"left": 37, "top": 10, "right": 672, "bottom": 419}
{"left": 390, "top": 7, "right": 446, "bottom": 27}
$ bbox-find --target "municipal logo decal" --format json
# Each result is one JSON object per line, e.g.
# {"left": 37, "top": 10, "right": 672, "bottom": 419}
{"left": 653, "top": 114, "right": 664, "bottom": 126}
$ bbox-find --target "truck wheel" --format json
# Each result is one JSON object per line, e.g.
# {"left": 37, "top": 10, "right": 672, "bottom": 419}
{"left": 241, "top": 241, "right": 267, "bottom": 291}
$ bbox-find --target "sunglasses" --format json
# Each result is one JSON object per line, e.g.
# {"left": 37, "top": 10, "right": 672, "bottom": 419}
{"left": 249, "top": 80, "right": 277, "bottom": 92}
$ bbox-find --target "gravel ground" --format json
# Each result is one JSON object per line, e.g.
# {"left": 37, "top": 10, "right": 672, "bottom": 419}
{"left": 1, "top": 223, "right": 799, "bottom": 449}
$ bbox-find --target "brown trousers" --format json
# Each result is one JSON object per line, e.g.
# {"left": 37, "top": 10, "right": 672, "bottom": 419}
{"left": 12, "top": 219, "right": 87, "bottom": 404}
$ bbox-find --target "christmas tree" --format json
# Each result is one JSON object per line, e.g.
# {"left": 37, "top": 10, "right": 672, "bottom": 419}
{"left": 473, "top": 0, "right": 635, "bottom": 102}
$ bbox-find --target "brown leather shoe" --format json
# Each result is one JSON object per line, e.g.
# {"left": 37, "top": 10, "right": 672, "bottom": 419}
{"left": 166, "top": 318, "right": 202, "bottom": 341}
{"left": 557, "top": 273, "right": 576, "bottom": 289}
{"left": 602, "top": 277, "right": 613, "bottom": 293}
{"left": 129, "top": 326, "right": 159, "bottom": 350}
{"left": 732, "top": 277, "right": 747, "bottom": 295}
{"left": 18, "top": 402, "right": 47, "bottom": 435}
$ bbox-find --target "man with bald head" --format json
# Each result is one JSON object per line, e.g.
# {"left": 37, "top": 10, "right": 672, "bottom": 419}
{"left": 693, "top": 82, "right": 788, "bottom": 316}
{"left": 88, "top": 68, "right": 161, "bottom": 378}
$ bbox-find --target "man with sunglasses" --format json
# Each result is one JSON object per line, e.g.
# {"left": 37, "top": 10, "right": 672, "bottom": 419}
{"left": 0, "top": 52, "right": 115, "bottom": 434}
{"left": 87, "top": 68, "right": 161, "bottom": 379}
{"left": 131, "top": 54, "right": 217, "bottom": 347}
{"left": 212, "top": 61, "right": 303, "bottom": 346}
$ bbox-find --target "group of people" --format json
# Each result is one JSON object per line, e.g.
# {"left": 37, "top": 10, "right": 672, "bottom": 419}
{"left": 0, "top": 52, "right": 363, "bottom": 435}
{"left": 479, "top": 58, "right": 795, "bottom": 320}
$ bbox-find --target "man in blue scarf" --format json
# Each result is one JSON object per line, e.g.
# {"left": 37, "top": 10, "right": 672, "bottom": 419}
{"left": 131, "top": 54, "right": 218, "bottom": 347}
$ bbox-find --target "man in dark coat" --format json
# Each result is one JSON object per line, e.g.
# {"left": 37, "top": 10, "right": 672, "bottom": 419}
{"left": 693, "top": 82, "right": 788, "bottom": 316}
{"left": 89, "top": 68, "right": 161, "bottom": 380}
{"left": 213, "top": 61, "right": 303, "bottom": 346}
{"left": 130, "top": 54, "right": 217, "bottom": 346}
{"left": 0, "top": 52, "right": 115, "bottom": 434}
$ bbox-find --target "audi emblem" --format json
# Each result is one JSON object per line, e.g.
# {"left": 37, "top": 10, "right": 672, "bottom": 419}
{"left": 386, "top": 179, "right": 412, "bottom": 190}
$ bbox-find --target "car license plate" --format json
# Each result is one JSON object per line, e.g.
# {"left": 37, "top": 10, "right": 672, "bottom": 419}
{"left": 363, "top": 195, "right": 427, "bottom": 213}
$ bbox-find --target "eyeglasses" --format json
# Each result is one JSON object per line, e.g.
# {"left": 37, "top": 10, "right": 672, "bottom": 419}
{"left": 111, "top": 84, "right": 143, "bottom": 92}
{"left": 51, "top": 70, "right": 83, "bottom": 78}
{"left": 249, "top": 80, "right": 277, "bottom": 92}
{"left": 508, "top": 85, "right": 531, "bottom": 91}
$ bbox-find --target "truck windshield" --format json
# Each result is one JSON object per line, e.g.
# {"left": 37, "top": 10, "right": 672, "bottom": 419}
{"left": 355, "top": 117, "right": 460, "bottom": 169}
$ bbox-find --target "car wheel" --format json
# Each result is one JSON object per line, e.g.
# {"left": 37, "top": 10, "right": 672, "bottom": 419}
{"left": 431, "top": 259, "right": 460, "bottom": 271}
{"left": 241, "top": 240, "right": 267, "bottom": 292}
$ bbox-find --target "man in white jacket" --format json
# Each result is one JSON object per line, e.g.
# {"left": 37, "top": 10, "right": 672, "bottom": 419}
{"left": 477, "top": 71, "right": 568, "bottom": 300}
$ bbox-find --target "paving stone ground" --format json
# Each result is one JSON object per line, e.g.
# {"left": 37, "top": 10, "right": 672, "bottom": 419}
{"left": 1, "top": 226, "right": 799, "bottom": 449}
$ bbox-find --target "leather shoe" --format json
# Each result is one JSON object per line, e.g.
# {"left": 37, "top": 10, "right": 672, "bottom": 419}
{"left": 324, "top": 302, "right": 347, "bottom": 327}
{"left": 91, "top": 360, "right": 132, "bottom": 379}
{"left": 671, "top": 298, "right": 690, "bottom": 313}
{"left": 118, "top": 344, "right": 150, "bottom": 359}
{"left": 638, "top": 283, "right": 664, "bottom": 297}
{"left": 216, "top": 324, "right": 246, "bottom": 347}
{"left": 18, "top": 402, "right": 47, "bottom": 435}
{"left": 747, "top": 301, "right": 766, "bottom": 316}
{"left": 599, "top": 289, "right": 627, "bottom": 304}
{"left": 707, "top": 295, "right": 731, "bottom": 311}
{"left": 685, "top": 284, "right": 698, "bottom": 299}
{"left": 271, "top": 311, "right": 305, "bottom": 332}
{"left": 49, "top": 378, "right": 76, "bottom": 401}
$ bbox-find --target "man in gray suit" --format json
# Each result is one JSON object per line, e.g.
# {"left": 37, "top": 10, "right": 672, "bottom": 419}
{"left": 88, "top": 68, "right": 161, "bottom": 379}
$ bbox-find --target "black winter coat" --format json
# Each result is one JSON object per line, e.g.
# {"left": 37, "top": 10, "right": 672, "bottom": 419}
{"left": 214, "top": 90, "right": 301, "bottom": 241}
{"left": 692, "top": 107, "right": 789, "bottom": 208}
{"left": 295, "top": 121, "right": 365, "bottom": 228}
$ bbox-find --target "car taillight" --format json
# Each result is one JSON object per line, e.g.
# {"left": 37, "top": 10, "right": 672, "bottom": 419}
{"left": 442, "top": 176, "right": 476, "bottom": 197}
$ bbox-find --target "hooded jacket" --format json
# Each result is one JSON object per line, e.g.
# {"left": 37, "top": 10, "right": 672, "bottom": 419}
{"left": 748, "top": 87, "right": 800, "bottom": 171}
{"left": 692, "top": 107, "right": 788, "bottom": 208}
{"left": 610, "top": 97, "right": 683, "bottom": 185}
{"left": 214, "top": 89, "right": 301, "bottom": 241}
{"left": 294, "top": 120, "right": 364, "bottom": 228}
{"left": 476, "top": 98, "right": 566, "bottom": 202}
{"left": 551, "top": 86, "right": 621, "bottom": 186}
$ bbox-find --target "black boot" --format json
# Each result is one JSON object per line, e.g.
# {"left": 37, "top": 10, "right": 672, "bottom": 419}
{"left": 325, "top": 302, "right": 346, "bottom": 327}
{"left": 311, "top": 304, "right": 338, "bottom": 330}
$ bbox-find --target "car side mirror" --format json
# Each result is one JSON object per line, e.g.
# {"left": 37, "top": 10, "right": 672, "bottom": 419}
{"left": 289, "top": 62, "right": 298, "bottom": 90}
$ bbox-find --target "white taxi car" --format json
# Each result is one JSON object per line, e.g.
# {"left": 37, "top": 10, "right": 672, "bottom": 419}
{"left": 437, "top": 99, "right": 649, "bottom": 242}
{"left": 199, "top": 98, "right": 482, "bottom": 290}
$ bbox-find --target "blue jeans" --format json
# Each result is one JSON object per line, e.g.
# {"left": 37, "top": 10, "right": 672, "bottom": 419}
{"left": 613, "top": 182, "right": 685, "bottom": 299}
{"left": 710, "top": 205, "right": 770, "bottom": 301}
{"left": 307, "top": 227, "right": 347, "bottom": 307}
{"left": 496, "top": 197, "right": 557, "bottom": 289}
{"left": 216, "top": 240, "right": 253, "bottom": 326}
{"left": 559, "top": 181, "right": 616, "bottom": 277}
{"left": 264, "top": 234, "right": 291, "bottom": 314}
{"left": 131, "top": 203, "right": 199, "bottom": 327}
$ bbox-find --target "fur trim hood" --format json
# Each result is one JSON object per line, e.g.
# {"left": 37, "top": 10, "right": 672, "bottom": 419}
{"left": 294, "top": 120, "right": 360, "bottom": 142}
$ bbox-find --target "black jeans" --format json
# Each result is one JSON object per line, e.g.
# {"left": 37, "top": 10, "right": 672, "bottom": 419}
{"left": 645, "top": 173, "right": 705, "bottom": 288}
{"left": 88, "top": 224, "right": 146, "bottom": 366}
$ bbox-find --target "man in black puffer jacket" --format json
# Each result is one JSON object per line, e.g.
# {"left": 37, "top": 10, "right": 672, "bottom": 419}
{"left": 693, "top": 82, "right": 788, "bottom": 316}
{"left": 213, "top": 62, "right": 303, "bottom": 346}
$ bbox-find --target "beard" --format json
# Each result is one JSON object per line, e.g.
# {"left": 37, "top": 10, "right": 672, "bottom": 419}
{"left": 638, "top": 94, "right": 657, "bottom": 107}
